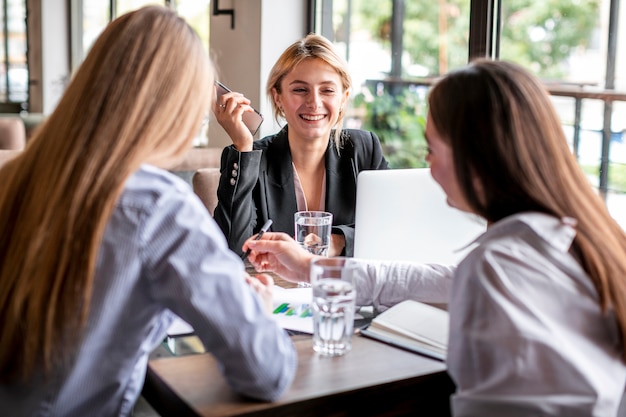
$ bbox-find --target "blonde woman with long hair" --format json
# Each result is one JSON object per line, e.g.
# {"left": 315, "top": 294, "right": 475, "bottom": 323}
{"left": 0, "top": 6, "right": 295, "bottom": 415}
{"left": 243, "top": 59, "right": 626, "bottom": 416}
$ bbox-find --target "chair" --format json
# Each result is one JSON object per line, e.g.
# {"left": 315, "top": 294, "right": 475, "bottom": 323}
{"left": 0, "top": 149, "right": 21, "bottom": 167}
{"left": 0, "top": 117, "right": 26, "bottom": 150}
{"left": 166, "top": 147, "right": 222, "bottom": 185}
{"left": 165, "top": 147, "right": 222, "bottom": 172}
{"left": 192, "top": 167, "right": 221, "bottom": 216}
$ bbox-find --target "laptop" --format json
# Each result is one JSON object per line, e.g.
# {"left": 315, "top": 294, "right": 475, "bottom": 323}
{"left": 353, "top": 168, "right": 486, "bottom": 265}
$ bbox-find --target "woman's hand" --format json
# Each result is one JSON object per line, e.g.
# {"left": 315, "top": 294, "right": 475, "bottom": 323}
{"left": 213, "top": 91, "right": 255, "bottom": 152}
{"left": 243, "top": 232, "right": 318, "bottom": 284}
{"left": 245, "top": 273, "right": 274, "bottom": 315}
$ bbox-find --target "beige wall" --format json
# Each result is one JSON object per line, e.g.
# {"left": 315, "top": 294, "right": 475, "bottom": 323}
{"left": 208, "top": 0, "right": 308, "bottom": 149}
{"left": 31, "top": 0, "right": 309, "bottom": 148}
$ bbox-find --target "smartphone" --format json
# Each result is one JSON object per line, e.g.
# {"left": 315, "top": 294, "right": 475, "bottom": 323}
{"left": 215, "top": 81, "right": 264, "bottom": 136}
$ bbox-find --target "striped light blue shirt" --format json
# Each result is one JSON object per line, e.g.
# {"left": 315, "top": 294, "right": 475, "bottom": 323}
{"left": 0, "top": 165, "right": 296, "bottom": 416}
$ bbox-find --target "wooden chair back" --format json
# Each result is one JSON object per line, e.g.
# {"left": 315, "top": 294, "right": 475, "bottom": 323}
{"left": 192, "top": 167, "right": 221, "bottom": 216}
{"left": 0, "top": 117, "right": 26, "bottom": 150}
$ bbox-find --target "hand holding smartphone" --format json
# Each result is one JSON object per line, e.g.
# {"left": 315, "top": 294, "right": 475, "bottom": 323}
{"left": 215, "top": 81, "right": 264, "bottom": 136}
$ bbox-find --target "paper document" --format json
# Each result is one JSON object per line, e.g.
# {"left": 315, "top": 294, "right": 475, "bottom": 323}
{"left": 271, "top": 286, "right": 315, "bottom": 334}
{"left": 166, "top": 286, "right": 316, "bottom": 337}
{"left": 167, "top": 316, "right": 194, "bottom": 337}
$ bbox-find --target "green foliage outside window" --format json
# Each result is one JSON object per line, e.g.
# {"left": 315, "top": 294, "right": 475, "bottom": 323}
{"left": 358, "top": 0, "right": 471, "bottom": 75}
{"left": 581, "top": 163, "right": 626, "bottom": 194}
{"left": 353, "top": 83, "right": 429, "bottom": 169}
{"left": 340, "top": 0, "right": 602, "bottom": 169}
{"left": 499, "top": 0, "right": 600, "bottom": 78}
{"left": 355, "top": 0, "right": 600, "bottom": 79}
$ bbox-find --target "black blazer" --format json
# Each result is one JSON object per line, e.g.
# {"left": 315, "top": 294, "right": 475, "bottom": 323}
{"left": 213, "top": 126, "right": 389, "bottom": 256}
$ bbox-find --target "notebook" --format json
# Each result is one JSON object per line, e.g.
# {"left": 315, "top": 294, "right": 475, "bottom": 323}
{"left": 353, "top": 168, "right": 486, "bottom": 265}
{"left": 360, "top": 299, "right": 449, "bottom": 361}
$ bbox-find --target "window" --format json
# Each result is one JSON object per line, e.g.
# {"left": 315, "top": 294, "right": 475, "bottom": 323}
{"left": 79, "top": 0, "right": 111, "bottom": 65}
{"left": 316, "top": 0, "right": 472, "bottom": 169}
{"left": 73, "top": 0, "right": 210, "bottom": 71}
{"left": 496, "top": 0, "right": 626, "bottom": 216}
{"left": 316, "top": 0, "right": 626, "bottom": 225}
{"left": 0, "top": 0, "right": 27, "bottom": 111}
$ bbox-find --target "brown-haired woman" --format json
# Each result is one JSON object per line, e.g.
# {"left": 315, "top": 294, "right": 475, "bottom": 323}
{"left": 243, "top": 59, "right": 626, "bottom": 415}
{"left": 0, "top": 6, "right": 295, "bottom": 415}
{"left": 213, "top": 33, "right": 388, "bottom": 257}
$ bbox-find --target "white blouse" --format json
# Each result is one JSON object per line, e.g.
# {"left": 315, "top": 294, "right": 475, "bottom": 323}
{"left": 348, "top": 212, "right": 626, "bottom": 416}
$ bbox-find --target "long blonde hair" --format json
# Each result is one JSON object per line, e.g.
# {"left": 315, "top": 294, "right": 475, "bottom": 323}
{"left": 0, "top": 5, "right": 214, "bottom": 382}
{"left": 429, "top": 59, "right": 626, "bottom": 360}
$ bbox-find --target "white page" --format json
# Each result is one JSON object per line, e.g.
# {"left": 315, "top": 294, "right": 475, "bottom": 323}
{"left": 271, "top": 286, "right": 315, "bottom": 334}
{"left": 167, "top": 286, "right": 315, "bottom": 337}
{"left": 167, "top": 316, "right": 194, "bottom": 337}
{"left": 369, "top": 300, "right": 449, "bottom": 348}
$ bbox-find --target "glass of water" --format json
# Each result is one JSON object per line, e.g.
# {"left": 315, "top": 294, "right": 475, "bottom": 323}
{"left": 310, "top": 257, "right": 356, "bottom": 356}
{"left": 294, "top": 211, "right": 333, "bottom": 257}
{"left": 295, "top": 211, "right": 333, "bottom": 288}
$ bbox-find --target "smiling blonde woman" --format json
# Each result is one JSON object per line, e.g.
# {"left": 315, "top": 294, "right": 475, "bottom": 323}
{"left": 213, "top": 34, "right": 389, "bottom": 258}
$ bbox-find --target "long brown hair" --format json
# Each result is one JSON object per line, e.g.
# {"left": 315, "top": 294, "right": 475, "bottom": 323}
{"left": 266, "top": 33, "right": 352, "bottom": 144}
{"left": 0, "top": 5, "right": 214, "bottom": 382}
{"left": 429, "top": 59, "right": 626, "bottom": 360}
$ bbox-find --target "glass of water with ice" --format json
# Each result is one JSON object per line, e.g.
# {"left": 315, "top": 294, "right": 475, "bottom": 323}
{"left": 310, "top": 257, "right": 356, "bottom": 356}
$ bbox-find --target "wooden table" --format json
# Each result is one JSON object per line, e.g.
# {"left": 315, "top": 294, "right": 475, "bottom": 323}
{"left": 143, "top": 334, "right": 455, "bottom": 416}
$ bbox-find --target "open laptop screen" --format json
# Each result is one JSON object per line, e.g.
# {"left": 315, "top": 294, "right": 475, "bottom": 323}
{"left": 353, "top": 168, "right": 486, "bottom": 265}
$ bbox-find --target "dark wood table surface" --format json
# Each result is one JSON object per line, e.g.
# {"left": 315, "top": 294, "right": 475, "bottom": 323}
{"left": 143, "top": 264, "right": 455, "bottom": 416}
{"left": 144, "top": 333, "right": 454, "bottom": 417}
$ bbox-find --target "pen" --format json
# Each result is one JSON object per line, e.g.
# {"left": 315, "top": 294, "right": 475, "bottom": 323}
{"left": 241, "top": 219, "right": 273, "bottom": 261}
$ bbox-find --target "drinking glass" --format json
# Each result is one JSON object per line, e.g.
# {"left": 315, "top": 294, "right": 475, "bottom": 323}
{"left": 294, "top": 211, "right": 333, "bottom": 288}
{"left": 310, "top": 257, "right": 356, "bottom": 356}
{"left": 294, "top": 211, "right": 333, "bottom": 257}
